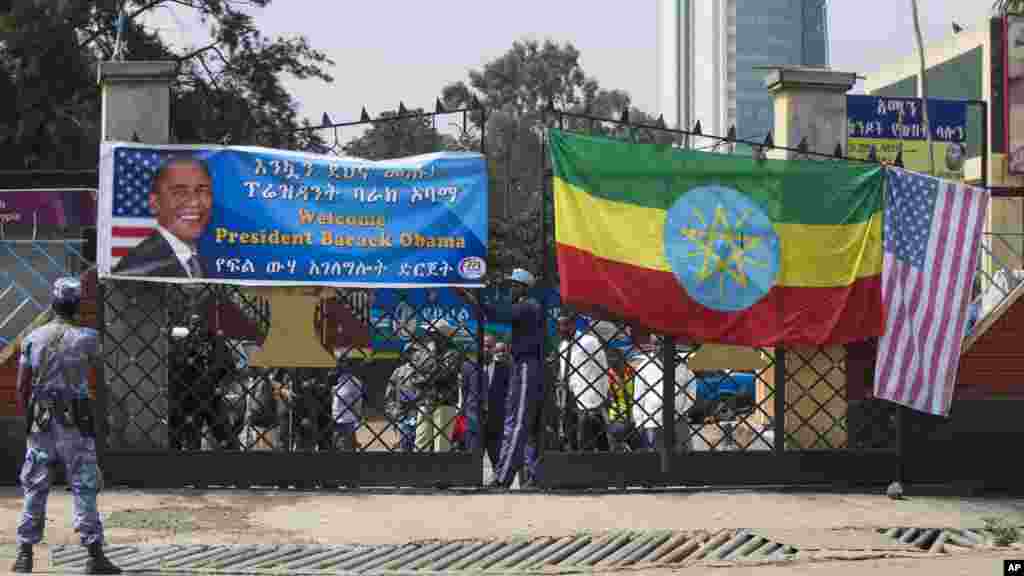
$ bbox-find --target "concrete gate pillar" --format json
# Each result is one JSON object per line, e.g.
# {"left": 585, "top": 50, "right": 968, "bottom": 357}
{"left": 762, "top": 67, "right": 858, "bottom": 450}
{"left": 764, "top": 67, "right": 857, "bottom": 160}
{"left": 98, "top": 61, "right": 177, "bottom": 450}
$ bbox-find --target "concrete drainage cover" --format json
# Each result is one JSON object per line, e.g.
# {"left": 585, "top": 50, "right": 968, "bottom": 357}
{"left": 878, "top": 527, "right": 993, "bottom": 553}
{"left": 47, "top": 530, "right": 798, "bottom": 574}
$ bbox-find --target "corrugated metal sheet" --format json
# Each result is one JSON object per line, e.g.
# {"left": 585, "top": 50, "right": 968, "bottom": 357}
{"left": 48, "top": 530, "right": 797, "bottom": 574}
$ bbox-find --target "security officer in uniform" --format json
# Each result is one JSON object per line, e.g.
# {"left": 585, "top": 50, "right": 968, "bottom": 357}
{"left": 12, "top": 278, "right": 120, "bottom": 574}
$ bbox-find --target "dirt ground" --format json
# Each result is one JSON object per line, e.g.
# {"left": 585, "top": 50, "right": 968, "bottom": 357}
{"left": 1, "top": 488, "right": 1023, "bottom": 573}
{"left": 1, "top": 488, "right": 1023, "bottom": 546}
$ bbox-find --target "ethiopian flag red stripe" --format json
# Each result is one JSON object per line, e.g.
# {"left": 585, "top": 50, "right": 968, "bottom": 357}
{"left": 549, "top": 129, "right": 886, "bottom": 347}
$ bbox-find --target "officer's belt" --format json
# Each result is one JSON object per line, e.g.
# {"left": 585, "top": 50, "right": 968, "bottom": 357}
{"left": 28, "top": 393, "right": 96, "bottom": 437}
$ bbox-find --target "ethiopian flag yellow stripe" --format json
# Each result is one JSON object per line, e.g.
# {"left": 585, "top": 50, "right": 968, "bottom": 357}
{"left": 553, "top": 178, "right": 882, "bottom": 288}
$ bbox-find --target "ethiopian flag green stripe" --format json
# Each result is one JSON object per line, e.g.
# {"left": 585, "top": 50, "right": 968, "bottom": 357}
{"left": 548, "top": 128, "right": 886, "bottom": 347}
{"left": 548, "top": 129, "right": 885, "bottom": 226}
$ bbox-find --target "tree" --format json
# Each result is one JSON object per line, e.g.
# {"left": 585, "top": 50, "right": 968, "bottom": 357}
{"left": 0, "top": 0, "right": 333, "bottom": 170}
{"left": 436, "top": 39, "right": 671, "bottom": 285}
{"left": 341, "top": 108, "right": 460, "bottom": 160}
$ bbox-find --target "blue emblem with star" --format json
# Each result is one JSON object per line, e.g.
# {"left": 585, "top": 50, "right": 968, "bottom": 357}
{"left": 663, "top": 185, "right": 780, "bottom": 312}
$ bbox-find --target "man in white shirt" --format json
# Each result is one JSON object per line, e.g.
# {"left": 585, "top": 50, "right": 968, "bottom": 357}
{"left": 112, "top": 157, "right": 213, "bottom": 279}
{"left": 561, "top": 319, "right": 614, "bottom": 452}
{"left": 631, "top": 335, "right": 695, "bottom": 452}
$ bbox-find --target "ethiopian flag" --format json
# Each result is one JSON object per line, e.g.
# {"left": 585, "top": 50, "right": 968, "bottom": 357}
{"left": 549, "top": 129, "right": 885, "bottom": 347}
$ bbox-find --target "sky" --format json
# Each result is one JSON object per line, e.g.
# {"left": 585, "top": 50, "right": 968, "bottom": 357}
{"left": 142, "top": 1, "right": 997, "bottom": 128}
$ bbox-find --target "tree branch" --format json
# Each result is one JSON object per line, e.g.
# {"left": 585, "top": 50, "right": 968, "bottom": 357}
{"left": 77, "top": 0, "right": 167, "bottom": 51}
{"left": 176, "top": 41, "right": 220, "bottom": 63}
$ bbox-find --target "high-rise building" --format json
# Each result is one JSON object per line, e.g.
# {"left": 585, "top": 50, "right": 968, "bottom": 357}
{"left": 657, "top": 0, "right": 829, "bottom": 143}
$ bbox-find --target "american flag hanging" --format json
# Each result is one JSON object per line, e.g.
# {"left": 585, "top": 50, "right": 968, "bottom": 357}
{"left": 109, "top": 149, "right": 170, "bottom": 263}
{"left": 873, "top": 168, "right": 990, "bottom": 417}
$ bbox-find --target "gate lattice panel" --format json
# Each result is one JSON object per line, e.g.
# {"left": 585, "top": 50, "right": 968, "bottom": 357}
{"left": 98, "top": 281, "right": 487, "bottom": 488}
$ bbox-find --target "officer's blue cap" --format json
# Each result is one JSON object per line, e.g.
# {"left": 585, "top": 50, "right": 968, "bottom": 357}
{"left": 52, "top": 277, "right": 82, "bottom": 305}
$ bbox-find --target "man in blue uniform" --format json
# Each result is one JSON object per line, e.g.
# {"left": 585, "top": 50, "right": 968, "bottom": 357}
{"left": 456, "top": 268, "right": 544, "bottom": 489}
{"left": 12, "top": 278, "right": 120, "bottom": 574}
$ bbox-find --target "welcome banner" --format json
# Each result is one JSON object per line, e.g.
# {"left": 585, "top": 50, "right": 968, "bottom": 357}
{"left": 97, "top": 143, "right": 488, "bottom": 287}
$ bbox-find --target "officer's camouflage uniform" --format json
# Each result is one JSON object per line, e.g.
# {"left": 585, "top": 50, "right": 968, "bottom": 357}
{"left": 13, "top": 277, "right": 119, "bottom": 574}
{"left": 18, "top": 320, "right": 103, "bottom": 545}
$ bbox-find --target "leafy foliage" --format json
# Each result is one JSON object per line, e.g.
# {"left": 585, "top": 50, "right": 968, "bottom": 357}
{"left": 435, "top": 39, "right": 670, "bottom": 285}
{"left": 341, "top": 108, "right": 462, "bottom": 160}
{"left": 0, "top": 0, "right": 333, "bottom": 169}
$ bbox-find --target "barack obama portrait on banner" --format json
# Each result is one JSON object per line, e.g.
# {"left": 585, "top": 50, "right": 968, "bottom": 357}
{"left": 112, "top": 156, "right": 213, "bottom": 279}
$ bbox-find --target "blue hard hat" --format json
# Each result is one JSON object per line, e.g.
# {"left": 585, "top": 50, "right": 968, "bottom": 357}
{"left": 505, "top": 268, "right": 535, "bottom": 287}
{"left": 52, "top": 277, "right": 82, "bottom": 305}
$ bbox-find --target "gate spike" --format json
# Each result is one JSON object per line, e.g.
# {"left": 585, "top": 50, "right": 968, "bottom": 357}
{"left": 398, "top": 102, "right": 408, "bottom": 115}
{"left": 764, "top": 131, "right": 774, "bottom": 148}
{"left": 321, "top": 112, "right": 332, "bottom": 127}
{"left": 435, "top": 98, "right": 446, "bottom": 114}
{"left": 894, "top": 146, "right": 904, "bottom": 168}
{"left": 727, "top": 125, "right": 737, "bottom": 140}
{"left": 360, "top": 107, "right": 371, "bottom": 123}
{"left": 798, "top": 137, "right": 809, "bottom": 153}
{"left": 834, "top": 142, "right": 844, "bottom": 158}
{"left": 655, "top": 114, "right": 666, "bottom": 129}
{"left": 131, "top": 132, "right": 141, "bottom": 143}
{"left": 620, "top": 107, "right": 630, "bottom": 124}
{"left": 692, "top": 120, "right": 702, "bottom": 136}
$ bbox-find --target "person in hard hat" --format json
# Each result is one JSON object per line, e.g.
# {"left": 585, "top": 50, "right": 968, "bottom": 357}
{"left": 12, "top": 277, "right": 121, "bottom": 574}
{"left": 455, "top": 268, "right": 544, "bottom": 489}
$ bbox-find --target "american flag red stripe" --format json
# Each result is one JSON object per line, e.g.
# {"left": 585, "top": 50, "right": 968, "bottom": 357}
{"left": 111, "top": 226, "right": 154, "bottom": 238}
{"left": 109, "top": 148, "right": 167, "bottom": 266}
{"left": 873, "top": 169, "right": 989, "bottom": 416}
{"left": 110, "top": 219, "right": 157, "bottom": 263}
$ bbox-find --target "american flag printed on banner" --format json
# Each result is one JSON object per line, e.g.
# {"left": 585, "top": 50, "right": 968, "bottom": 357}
{"left": 109, "top": 149, "right": 172, "bottom": 263}
{"left": 873, "top": 168, "right": 990, "bottom": 417}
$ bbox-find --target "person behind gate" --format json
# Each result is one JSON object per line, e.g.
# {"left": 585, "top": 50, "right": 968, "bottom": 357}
{"left": 12, "top": 278, "right": 121, "bottom": 574}
{"left": 484, "top": 340, "right": 511, "bottom": 471}
{"left": 387, "top": 341, "right": 434, "bottom": 452}
{"left": 564, "top": 319, "right": 613, "bottom": 452}
{"left": 332, "top": 355, "right": 364, "bottom": 451}
{"left": 415, "top": 320, "right": 462, "bottom": 453}
{"left": 456, "top": 268, "right": 544, "bottom": 490}
{"left": 168, "top": 314, "right": 236, "bottom": 451}
{"left": 458, "top": 333, "right": 493, "bottom": 453}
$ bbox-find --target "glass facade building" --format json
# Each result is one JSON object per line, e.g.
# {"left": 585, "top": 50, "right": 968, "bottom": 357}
{"left": 657, "top": 0, "right": 829, "bottom": 142}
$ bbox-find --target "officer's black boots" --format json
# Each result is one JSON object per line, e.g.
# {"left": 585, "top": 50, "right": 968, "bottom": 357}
{"left": 84, "top": 542, "right": 121, "bottom": 575}
{"left": 11, "top": 543, "right": 32, "bottom": 573}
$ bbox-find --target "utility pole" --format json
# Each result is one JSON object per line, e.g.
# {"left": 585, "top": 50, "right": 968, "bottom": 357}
{"left": 911, "top": 0, "right": 936, "bottom": 174}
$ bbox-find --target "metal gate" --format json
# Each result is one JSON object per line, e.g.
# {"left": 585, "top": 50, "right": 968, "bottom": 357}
{"left": 531, "top": 110, "right": 902, "bottom": 489}
{"left": 96, "top": 106, "right": 492, "bottom": 488}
